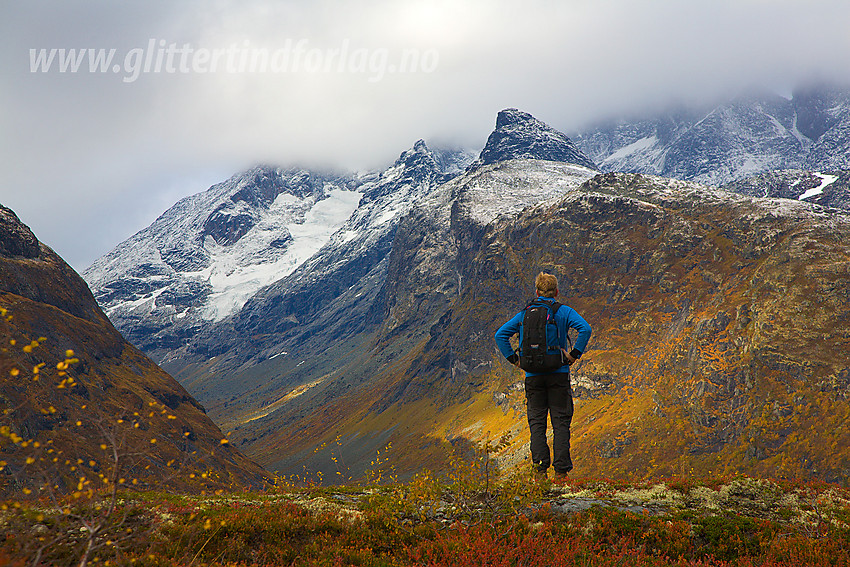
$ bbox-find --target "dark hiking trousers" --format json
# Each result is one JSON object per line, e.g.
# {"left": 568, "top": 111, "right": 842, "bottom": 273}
{"left": 525, "top": 371, "right": 574, "bottom": 474}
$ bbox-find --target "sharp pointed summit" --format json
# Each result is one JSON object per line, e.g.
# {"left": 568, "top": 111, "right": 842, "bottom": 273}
{"left": 468, "top": 108, "right": 598, "bottom": 171}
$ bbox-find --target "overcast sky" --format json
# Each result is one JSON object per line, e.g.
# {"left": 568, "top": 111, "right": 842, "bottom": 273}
{"left": 2, "top": 0, "right": 850, "bottom": 271}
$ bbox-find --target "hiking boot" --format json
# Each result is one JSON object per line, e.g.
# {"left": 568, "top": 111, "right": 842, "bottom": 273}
{"left": 533, "top": 468, "right": 548, "bottom": 481}
{"left": 552, "top": 471, "right": 569, "bottom": 483}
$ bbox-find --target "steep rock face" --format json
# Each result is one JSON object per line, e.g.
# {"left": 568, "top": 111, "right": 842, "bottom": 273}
{"left": 794, "top": 84, "right": 849, "bottom": 142}
{"left": 231, "top": 140, "right": 460, "bottom": 345}
{"left": 573, "top": 85, "right": 850, "bottom": 185}
{"left": 469, "top": 108, "right": 597, "bottom": 171}
{"left": 799, "top": 85, "right": 850, "bottom": 171}
{"left": 0, "top": 205, "right": 269, "bottom": 495}
{"left": 0, "top": 206, "right": 40, "bottom": 259}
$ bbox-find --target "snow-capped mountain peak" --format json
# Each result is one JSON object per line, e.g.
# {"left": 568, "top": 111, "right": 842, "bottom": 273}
{"left": 83, "top": 165, "right": 364, "bottom": 354}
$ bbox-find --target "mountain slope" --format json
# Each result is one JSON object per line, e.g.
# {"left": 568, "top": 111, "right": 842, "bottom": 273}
{"left": 0, "top": 204, "right": 268, "bottom": 495}
{"left": 231, "top": 166, "right": 850, "bottom": 484}
{"left": 82, "top": 102, "right": 850, "bottom": 484}
{"left": 133, "top": 109, "right": 598, "bottom": 475}
{"left": 573, "top": 85, "right": 850, "bottom": 185}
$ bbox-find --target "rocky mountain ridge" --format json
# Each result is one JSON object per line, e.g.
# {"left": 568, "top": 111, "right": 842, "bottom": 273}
{"left": 469, "top": 108, "right": 597, "bottom": 171}
{"left": 84, "top": 144, "right": 480, "bottom": 367}
{"left": 573, "top": 84, "right": 850, "bottom": 186}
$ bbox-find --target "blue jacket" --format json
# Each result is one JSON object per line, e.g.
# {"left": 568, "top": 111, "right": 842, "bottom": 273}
{"left": 494, "top": 296, "right": 591, "bottom": 376}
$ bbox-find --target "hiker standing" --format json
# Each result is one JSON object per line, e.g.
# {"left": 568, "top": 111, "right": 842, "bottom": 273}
{"left": 494, "top": 272, "right": 591, "bottom": 480}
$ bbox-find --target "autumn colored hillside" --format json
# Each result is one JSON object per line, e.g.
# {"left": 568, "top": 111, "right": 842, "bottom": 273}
{"left": 0, "top": 204, "right": 269, "bottom": 497}
{"left": 224, "top": 167, "right": 850, "bottom": 485}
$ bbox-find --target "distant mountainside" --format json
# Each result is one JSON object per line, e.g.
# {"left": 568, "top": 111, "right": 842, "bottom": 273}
{"left": 572, "top": 84, "right": 850, "bottom": 186}
{"left": 84, "top": 146, "right": 477, "bottom": 367}
{"left": 0, "top": 204, "right": 268, "bottom": 496}
{"left": 83, "top": 101, "right": 850, "bottom": 485}
{"left": 83, "top": 166, "right": 364, "bottom": 362}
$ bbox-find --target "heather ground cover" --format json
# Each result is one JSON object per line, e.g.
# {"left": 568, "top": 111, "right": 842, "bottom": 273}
{"left": 3, "top": 473, "right": 850, "bottom": 566}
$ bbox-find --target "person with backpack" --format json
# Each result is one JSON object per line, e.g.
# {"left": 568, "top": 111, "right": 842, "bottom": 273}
{"left": 494, "top": 272, "right": 591, "bottom": 481}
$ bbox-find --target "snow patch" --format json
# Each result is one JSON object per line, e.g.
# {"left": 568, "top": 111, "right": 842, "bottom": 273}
{"left": 604, "top": 135, "right": 658, "bottom": 162}
{"left": 201, "top": 188, "right": 362, "bottom": 321}
{"left": 799, "top": 173, "right": 838, "bottom": 201}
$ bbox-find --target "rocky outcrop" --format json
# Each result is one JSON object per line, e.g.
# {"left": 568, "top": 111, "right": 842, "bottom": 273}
{"left": 469, "top": 108, "right": 597, "bottom": 171}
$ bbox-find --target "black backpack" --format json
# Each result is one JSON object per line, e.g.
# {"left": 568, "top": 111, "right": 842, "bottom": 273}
{"left": 518, "top": 299, "right": 567, "bottom": 372}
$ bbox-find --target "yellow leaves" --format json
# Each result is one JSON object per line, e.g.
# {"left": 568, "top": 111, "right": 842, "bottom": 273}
{"left": 25, "top": 457, "right": 35, "bottom": 465}
{"left": 220, "top": 438, "right": 229, "bottom": 445}
{"left": 9, "top": 368, "right": 19, "bottom": 377}
{"left": 65, "top": 349, "right": 74, "bottom": 358}
{"left": 150, "top": 438, "right": 157, "bottom": 444}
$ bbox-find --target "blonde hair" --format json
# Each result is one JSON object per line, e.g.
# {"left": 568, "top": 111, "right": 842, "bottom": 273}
{"left": 535, "top": 272, "right": 558, "bottom": 298}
